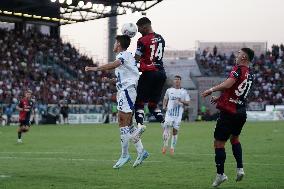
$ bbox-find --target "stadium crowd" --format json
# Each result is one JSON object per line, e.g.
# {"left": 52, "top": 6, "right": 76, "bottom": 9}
{"left": 196, "top": 45, "right": 284, "bottom": 105}
{"left": 0, "top": 28, "right": 116, "bottom": 118}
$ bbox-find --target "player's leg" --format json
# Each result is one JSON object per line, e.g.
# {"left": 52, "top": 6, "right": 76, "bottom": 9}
{"left": 231, "top": 113, "right": 247, "bottom": 181}
{"left": 170, "top": 122, "right": 180, "bottom": 155}
{"left": 17, "top": 124, "right": 23, "bottom": 143}
{"left": 148, "top": 70, "right": 167, "bottom": 123}
{"left": 134, "top": 73, "right": 148, "bottom": 126}
{"left": 162, "top": 119, "right": 172, "bottom": 154}
{"left": 212, "top": 112, "right": 231, "bottom": 187}
{"left": 123, "top": 86, "right": 149, "bottom": 168}
{"left": 113, "top": 91, "right": 132, "bottom": 169}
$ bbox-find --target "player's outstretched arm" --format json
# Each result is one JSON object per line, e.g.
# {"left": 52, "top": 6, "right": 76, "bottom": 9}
{"left": 85, "top": 60, "right": 121, "bottom": 72}
{"left": 201, "top": 78, "right": 236, "bottom": 97}
{"left": 102, "top": 77, "right": 116, "bottom": 84}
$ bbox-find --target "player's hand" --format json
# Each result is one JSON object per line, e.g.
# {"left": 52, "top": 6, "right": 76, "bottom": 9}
{"left": 210, "top": 96, "right": 219, "bottom": 104}
{"left": 201, "top": 88, "right": 213, "bottom": 98}
{"left": 24, "top": 108, "right": 30, "bottom": 112}
{"left": 177, "top": 99, "right": 184, "bottom": 106}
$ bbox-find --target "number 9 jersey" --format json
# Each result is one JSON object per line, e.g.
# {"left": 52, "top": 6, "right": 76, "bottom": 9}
{"left": 217, "top": 65, "right": 254, "bottom": 114}
{"left": 135, "top": 32, "right": 165, "bottom": 72}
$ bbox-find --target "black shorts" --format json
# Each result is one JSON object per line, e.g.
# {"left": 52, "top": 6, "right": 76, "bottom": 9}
{"left": 62, "top": 113, "right": 68, "bottom": 118}
{"left": 214, "top": 111, "right": 247, "bottom": 141}
{"left": 19, "top": 120, "right": 30, "bottom": 127}
{"left": 136, "top": 70, "right": 167, "bottom": 105}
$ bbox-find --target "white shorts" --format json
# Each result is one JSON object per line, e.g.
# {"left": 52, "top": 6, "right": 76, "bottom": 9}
{"left": 164, "top": 114, "right": 182, "bottom": 130}
{"left": 117, "top": 86, "right": 137, "bottom": 113}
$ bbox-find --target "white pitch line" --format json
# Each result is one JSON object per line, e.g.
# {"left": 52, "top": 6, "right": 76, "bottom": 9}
{"left": 0, "top": 175, "right": 11, "bottom": 178}
{"left": 1, "top": 151, "right": 284, "bottom": 158}
{"left": 0, "top": 156, "right": 284, "bottom": 166}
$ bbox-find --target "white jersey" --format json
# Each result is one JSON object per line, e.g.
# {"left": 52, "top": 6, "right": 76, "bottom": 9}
{"left": 165, "top": 87, "right": 190, "bottom": 118}
{"left": 115, "top": 51, "right": 139, "bottom": 91}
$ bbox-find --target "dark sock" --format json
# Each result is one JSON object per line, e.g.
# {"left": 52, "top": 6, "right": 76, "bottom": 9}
{"left": 18, "top": 131, "right": 22, "bottom": 139}
{"left": 135, "top": 110, "right": 144, "bottom": 125}
{"left": 215, "top": 148, "right": 226, "bottom": 174}
{"left": 152, "top": 109, "right": 164, "bottom": 123}
{"left": 232, "top": 143, "right": 243, "bottom": 168}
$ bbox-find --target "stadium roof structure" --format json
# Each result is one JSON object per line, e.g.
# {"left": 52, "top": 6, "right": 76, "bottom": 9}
{"left": 0, "top": 0, "right": 163, "bottom": 25}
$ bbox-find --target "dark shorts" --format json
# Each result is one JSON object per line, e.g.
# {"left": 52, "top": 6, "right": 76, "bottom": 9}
{"left": 62, "top": 113, "right": 68, "bottom": 118}
{"left": 19, "top": 120, "right": 30, "bottom": 127}
{"left": 136, "top": 70, "right": 167, "bottom": 105}
{"left": 214, "top": 111, "right": 247, "bottom": 141}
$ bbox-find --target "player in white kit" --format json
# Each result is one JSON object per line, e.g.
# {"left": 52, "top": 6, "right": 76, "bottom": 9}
{"left": 85, "top": 35, "right": 149, "bottom": 168}
{"left": 162, "top": 75, "right": 190, "bottom": 155}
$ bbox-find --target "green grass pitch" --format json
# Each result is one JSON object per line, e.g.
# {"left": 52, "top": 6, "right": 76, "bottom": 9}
{"left": 0, "top": 121, "right": 284, "bottom": 189}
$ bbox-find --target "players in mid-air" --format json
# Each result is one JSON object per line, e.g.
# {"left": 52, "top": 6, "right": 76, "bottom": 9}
{"left": 133, "top": 17, "right": 167, "bottom": 138}
{"left": 202, "top": 48, "right": 254, "bottom": 187}
{"left": 16, "top": 90, "right": 34, "bottom": 143}
{"left": 162, "top": 75, "right": 190, "bottom": 155}
{"left": 85, "top": 35, "right": 149, "bottom": 168}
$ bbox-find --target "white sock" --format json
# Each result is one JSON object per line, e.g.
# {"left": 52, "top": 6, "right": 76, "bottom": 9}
{"left": 163, "top": 127, "right": 170, "bottom": 147}
{"left": 171, "top": 134, "right": 178, "bottom": 149}
{"left": 133, "top": 139, "right": 144, "bottom": 154}
{"left": 120, "top": 126, "right": 130, "bottom": 157}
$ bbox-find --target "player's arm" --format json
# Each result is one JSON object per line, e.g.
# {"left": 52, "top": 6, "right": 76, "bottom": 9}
{"left": 202, "top": 67, "right": 240, "bottom": 97}
{"left": 201, "top": 78, "right": 236, "bottom": 97}
{"left": 134, "top": 39, "right": 144, "bottom": 62}
{"left": 16, "top": 101, "right": 27, "bottom": 112}
{"left": 178, "top": 91, "right": 190, "bottom": 106}
{"left": 102, "top": 77, "right": 116, "bottom": 84}
{"left": 162, "top": 90, "right": 169, "bottom": 110}
{"left": 85, "top": 60, "right": 121, "bottom": 72}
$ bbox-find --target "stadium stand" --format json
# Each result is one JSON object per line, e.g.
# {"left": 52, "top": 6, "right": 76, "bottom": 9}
{"left": 0, "top": 28, "right": 116, "bottom": 121}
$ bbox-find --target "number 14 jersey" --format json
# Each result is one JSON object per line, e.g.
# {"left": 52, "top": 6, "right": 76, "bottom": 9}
{"left": 217, "top": 65, "right": 254, "bottom": 114}
{"left": 135, "top": 32, "right": 165, "bottom": 72}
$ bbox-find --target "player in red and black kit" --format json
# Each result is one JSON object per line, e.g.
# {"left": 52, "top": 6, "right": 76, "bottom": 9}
{"left": 16, "top": 90, "right": 34, "bottom": 143}
{"left": 202, "top": 48, "right": 254, "bottom": 187}
{"left": 134, "top": 17, "right": 167, "bottom": 134}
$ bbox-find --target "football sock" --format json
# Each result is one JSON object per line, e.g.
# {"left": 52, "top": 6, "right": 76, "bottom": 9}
{"left": 133, "top": 139, "right": 144, "bottom": 154}
{"left": 170, "top": 134, "right": 178, "bottom": 149}
{"left": 120, "top": 126, "right": 130, "bottom": 157}
{"left": 135, "top": 109, "right": 144, "bottom": 125}
{"left": 215, "top": 148, "right": 226, "bottom": 174}
{"left": 18, "top": 131, "right": 22, "bottom": 139}
{"left": 232, "top": 143, "right": 243, "bottom": 168}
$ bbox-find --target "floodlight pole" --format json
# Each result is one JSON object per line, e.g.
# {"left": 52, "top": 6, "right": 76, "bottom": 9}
{"left": 108, "top": 4, "right": 117, "bottom": 63}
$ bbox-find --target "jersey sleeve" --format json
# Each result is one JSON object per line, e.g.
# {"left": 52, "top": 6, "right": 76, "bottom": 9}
{"left": 135, "top": 38, "right": 145, "bottom": 56}
{"left": 164, "top": 89, "right": 169, "bottom": 99}
{"left": 115, "top": 53, "right": 125, "bottom": 65}
{"left": 229, "top": 66, "right": 241, "bottom": 81}
{"left": 183, "top": 90, "right": 190, "bottom": 102}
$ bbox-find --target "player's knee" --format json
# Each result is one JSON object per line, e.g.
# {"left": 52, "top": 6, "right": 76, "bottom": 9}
{"left": 148, "top": 102, "right": 157, "bottom": 113}
{"left": 214, "top": 140, "right": 225, "bottom": 148}
{"left": 135, "top": 101, "right": 144, "bottom": 110}
{"left": 173, "top": 128, "right": 178, "bottom": 135}
{"left": 22, "top": 127, "right": 29, "bottom": 132}
{"left": 230, "top": 136, "right": 240, "bottom": 145}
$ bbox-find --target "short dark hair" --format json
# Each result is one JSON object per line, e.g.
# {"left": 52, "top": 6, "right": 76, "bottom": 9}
{"left": 241, "top": 48, "right": 254, "bottom": 62}
{"left": 116, "top": 35, "right": 131, "bottom": 50}
{"left": 136, "top": 17, "right": 151, "bottom": 27}
{"left": 174, "top": 75, "right": 182, "bottom": 80}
